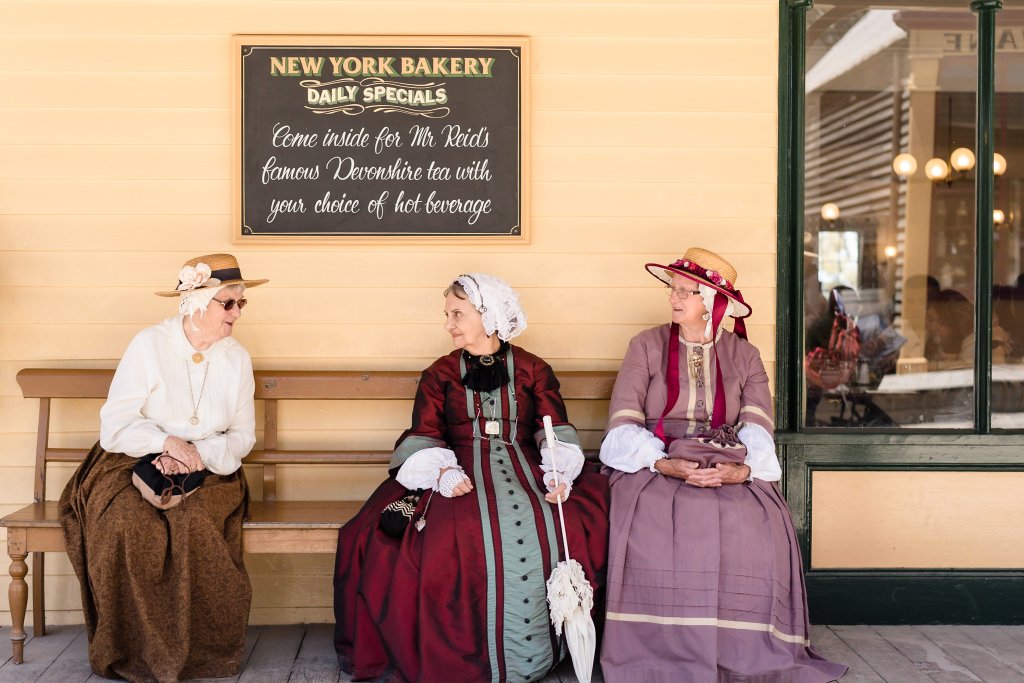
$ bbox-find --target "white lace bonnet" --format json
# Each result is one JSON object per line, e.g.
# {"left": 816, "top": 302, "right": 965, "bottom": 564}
{"left": 452, "top": 273, "right": 528, "bottom": 341}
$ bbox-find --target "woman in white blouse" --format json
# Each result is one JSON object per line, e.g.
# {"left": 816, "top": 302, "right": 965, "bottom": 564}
{"left": 59, "top": 253, "right": 267, "bottom": 683}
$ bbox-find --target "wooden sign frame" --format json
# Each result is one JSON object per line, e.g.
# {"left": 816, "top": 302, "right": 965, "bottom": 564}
{"left": 232, "top": 35, "right": 530, "bottom": 244}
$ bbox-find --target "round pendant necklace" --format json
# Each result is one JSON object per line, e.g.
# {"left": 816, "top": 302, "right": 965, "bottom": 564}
{"left": 186, "top": 360, "right": 210, "bottom": 426}
{"left": 191, "top": 352, "right": 204, "bottom": 364}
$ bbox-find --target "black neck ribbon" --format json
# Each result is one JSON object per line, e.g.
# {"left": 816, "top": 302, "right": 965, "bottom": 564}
{"left": 461, "top": 341, "right": 511, "bottom": 392}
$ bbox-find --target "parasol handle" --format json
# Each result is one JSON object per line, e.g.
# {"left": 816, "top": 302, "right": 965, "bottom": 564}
{"left": 542, "top": 415, "right": 572, "bottom": 562}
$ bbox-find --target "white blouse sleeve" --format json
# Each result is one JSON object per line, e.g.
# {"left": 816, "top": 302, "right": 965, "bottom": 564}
{"left": 99, "top": 334, "right": 170, "bottom": 457}
{"left": 599, "top": 423, "right": 666, "bottom": 473}
{"left": 737, "top": 422, "right": 782, "bottom": 482}
{"left": 396, "top": 447, "right": 459, "bottom": 490}
{"left": 193, "top": 353, "right": 257, "bottom": 475}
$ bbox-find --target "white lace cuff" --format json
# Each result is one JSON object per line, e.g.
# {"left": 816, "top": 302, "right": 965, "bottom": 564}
{"left": 738, "top": 423, "right": 781, "bottom": 482}
{"left": 437, "top": 468, "right": 469, "bottom": 497}
{"left": 395, "top": 447, "right": 459, "bottom": 490}
{"left": 599, "top": 424, "right": 666, "bottom": 473}
{"left": 542, "top": 473, "right": 573, "bottom": 500}
{"left": 539, "top": 441, "right": 585, "bottom": 483}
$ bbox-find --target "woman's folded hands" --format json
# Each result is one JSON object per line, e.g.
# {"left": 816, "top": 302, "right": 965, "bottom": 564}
{"left": 158, "top": 435, "right": 205, "bottom": 474}
{"left": 654, "top": 458, "right": 750, "bottom": 487}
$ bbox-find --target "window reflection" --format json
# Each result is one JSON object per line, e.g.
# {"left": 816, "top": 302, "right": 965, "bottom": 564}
{"left": 802, "top": 4, "right": 1024, "bottom": 428}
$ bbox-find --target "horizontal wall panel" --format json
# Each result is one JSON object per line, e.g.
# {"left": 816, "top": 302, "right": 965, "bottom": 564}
{"left": 0, "top": 252, "right": 778, "bottom": 289}
{"left": 0, "top": 145, "right": 231, "bottom": 181}
{"left": 0, "top": 35, "right": 775, "bottom": 77}
{"left": 0, "top": 215, "right": 779, "bottom": 254}
{"left": 1, "top": 72, "right": 775, "bottom": 114}
{"left": 0, "top": 179, "right": 775, "bottom": 218}
{"left": 0, "top": 286, "right": 777, "bottom": 325}
{"left": 4, "top": 2, "right": 777, "bottom": 40}
{"left": 0, "top": 322, "right": 778, "bottom": 361}
{"left": 0, "top": 145, "right": 776, "bottom": 184}
{"left": 0, "top": 110, "right": 778, "bottom": 148}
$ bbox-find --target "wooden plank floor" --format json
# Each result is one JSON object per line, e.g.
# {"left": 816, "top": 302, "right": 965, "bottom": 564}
{"left": 1, "top": 624, "right": 1024, "bottom": 682}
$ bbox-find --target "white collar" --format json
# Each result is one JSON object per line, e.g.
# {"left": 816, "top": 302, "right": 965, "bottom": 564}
{"left": 678, "top": 325, "right": 725, "bottom": 349}
{"left": 166, "top": 316, "right": 227, "bottom": 361}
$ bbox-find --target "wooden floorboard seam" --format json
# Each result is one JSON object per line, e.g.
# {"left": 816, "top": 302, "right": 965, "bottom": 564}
{"left": 2, "top": 625, "right": 1024, "bottom": 682}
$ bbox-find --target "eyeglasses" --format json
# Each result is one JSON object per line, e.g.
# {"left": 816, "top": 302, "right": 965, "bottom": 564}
{"left": 211, "top": 298, "right": 247, "bottom": 311}
{"left": 666, "top": 287, "right": 701, "bottom": 300}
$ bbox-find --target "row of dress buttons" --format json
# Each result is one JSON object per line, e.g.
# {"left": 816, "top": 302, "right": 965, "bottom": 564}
{"left": 483, "top": 393, "right": 537, "bottom": 679}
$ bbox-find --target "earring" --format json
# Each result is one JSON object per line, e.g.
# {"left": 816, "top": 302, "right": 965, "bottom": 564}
{"left": 702, "top": 312, "right": 711, "bottom": 321}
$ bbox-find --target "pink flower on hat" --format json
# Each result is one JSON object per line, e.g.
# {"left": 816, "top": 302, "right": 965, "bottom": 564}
{"left": 667, "top": 259, "right": 734, "bottom": 292}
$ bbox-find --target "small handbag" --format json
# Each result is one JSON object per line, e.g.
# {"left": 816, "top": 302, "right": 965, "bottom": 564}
{"left": 132, "top": 453, "right": 210, "bottom": 510}
{"left": 379, "top": 489, "right": 432, "bottom": 538}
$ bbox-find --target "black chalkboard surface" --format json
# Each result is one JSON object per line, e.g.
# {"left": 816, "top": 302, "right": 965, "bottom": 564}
{"left": 233, "top": 36, "right": 529, "bottom": 240}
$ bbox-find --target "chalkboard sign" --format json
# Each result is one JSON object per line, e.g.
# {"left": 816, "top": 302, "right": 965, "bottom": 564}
{"left": 232, "top": 36, "right": 529, "bottom": 241}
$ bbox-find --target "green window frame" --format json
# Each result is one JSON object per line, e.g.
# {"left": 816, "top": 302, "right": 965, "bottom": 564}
{"left": 776, "top": 0, "right": 1005, "bottom": 435}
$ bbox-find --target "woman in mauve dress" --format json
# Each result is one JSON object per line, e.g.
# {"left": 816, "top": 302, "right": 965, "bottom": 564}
{"left": 599, "top": 248, "right": 847, "bottom": 683}
{"left": 334, "top": 273, "right": 609, "bottom": 683}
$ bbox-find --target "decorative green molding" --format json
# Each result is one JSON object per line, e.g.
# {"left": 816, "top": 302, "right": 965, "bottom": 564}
{"left": 973, "top": 0, "right": 1001, "bottom": 433}
{"left": 775, "top": 0, "right": 811, "bottom": 432}
{"left": 808, "top": 572, "right": 1024, "bottom": 624}
{"left": 775, "top": 1, "right": 795, "bottom": 432}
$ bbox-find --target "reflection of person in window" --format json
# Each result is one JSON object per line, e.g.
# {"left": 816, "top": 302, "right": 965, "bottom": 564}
{"left": 804, "top": 287, "right": 857, "bottom": 425}
{"left": 804, "top": 255, "right": 827, "bottom": 333}
{"left": 925, "top": 289, "right": 1008, "bottom": 369}
{"left": 902, "top": 274, "right": 940, "bottom": 360}
{"left": 805, "top": 286, "right": 855, "bottom": 354}
{"left": 994, "top": 283, "right": 1024, "bottom": 362}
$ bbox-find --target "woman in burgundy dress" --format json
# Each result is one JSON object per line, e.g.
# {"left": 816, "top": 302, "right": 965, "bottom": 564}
{"left": 599, "top": 248, "right": 846, "bottom": 683}
{"left": 334, "top": 273, "right": 609, "bottom": 683}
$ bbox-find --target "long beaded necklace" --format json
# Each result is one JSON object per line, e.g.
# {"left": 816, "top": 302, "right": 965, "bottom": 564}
{"left": 186, "top": 359, "right": 210, "bottom": 425}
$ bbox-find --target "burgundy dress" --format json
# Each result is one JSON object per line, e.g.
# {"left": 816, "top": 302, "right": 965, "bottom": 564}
{"left": 600, "top": 325, "right": 847, "bottom": 683}
{"left": 334, "top": 345, "right": 609, "bottom": 683}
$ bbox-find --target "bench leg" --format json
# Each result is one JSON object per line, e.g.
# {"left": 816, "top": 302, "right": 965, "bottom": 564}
{"left": 32, "top": 553, "right": 46, "bottom": 637}
{"left": 8, "top": 530, "right": 28, "bottom": 665}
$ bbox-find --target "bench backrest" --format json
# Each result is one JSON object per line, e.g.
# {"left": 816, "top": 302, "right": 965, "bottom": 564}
{"left": 17, "top": 368, "right": 616, "bottom": 502}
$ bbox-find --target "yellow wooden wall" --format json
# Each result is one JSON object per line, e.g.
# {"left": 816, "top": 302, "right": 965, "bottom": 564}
{"left": 0, "top": 0, "right": 780, "bottom": 626}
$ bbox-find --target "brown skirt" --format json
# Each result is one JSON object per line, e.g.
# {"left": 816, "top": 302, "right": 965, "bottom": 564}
{"left": 59, "top": 443, "right": 251, "bottom": 683}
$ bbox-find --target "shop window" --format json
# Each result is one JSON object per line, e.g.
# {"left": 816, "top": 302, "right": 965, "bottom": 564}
{"left": 791, "top": 1, "right": 1019, "bottom": 429}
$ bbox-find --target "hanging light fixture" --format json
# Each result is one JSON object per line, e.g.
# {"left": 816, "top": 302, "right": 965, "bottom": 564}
{"left": 821, "top": 203, "right": 840, "bottom": 222}
{"left": 925, "top": 157, "right": 950, "bottom": 182}
{"left": 994, "top": 152, "right": 1007, "bottom": 176}
{"left": 891, "top": 96, "right": 1001, "bottom": 184}
{"left": 924, "top": 94, "right": 969, "bottom": 185}
{"left": 994, "top": 209, "right": 1006, "bottom": 225}
{"left": 950, "top": 147, "right": 976, "bottom": 172}
{"left": 892, "top": 153, "right": 918, "bottom": 178}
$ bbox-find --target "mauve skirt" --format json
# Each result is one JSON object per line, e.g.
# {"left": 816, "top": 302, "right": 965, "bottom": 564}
{"left": 600, "top": 466, "right": 847, "bottom": 683}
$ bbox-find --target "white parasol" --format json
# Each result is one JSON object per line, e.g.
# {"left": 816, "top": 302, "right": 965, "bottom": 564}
{"left": 542, "top": 415, "right": 596, "bottom": 683}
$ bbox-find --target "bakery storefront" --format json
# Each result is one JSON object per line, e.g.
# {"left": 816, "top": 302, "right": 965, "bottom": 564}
{"left": 779, "top": 1, "right": 1024, "bottom": 622}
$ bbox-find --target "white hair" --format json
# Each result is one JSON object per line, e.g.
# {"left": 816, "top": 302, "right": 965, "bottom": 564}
{"left": 180, "top": 284, "right": 245, "bottom": 331}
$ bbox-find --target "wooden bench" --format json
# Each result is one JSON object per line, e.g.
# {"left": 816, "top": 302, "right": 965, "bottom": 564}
{"left": 4, "top": 367, "right": 615, "bottom": 664}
